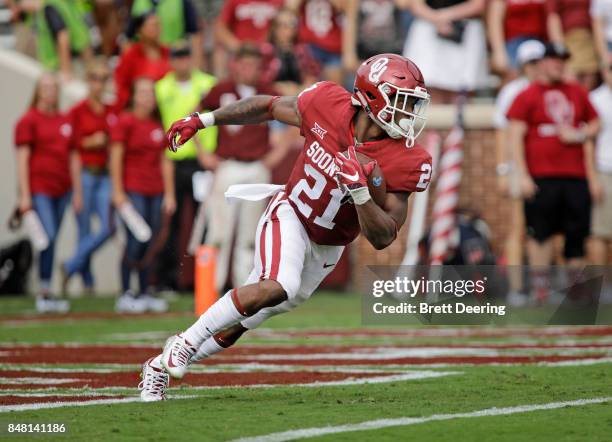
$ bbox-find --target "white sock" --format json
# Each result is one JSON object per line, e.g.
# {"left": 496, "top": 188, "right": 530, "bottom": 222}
{"left": 191, "top": 337, "right": 226, "bottom": 362}
{"left": 182, "top": 291, "right": 246, "bottom": 347}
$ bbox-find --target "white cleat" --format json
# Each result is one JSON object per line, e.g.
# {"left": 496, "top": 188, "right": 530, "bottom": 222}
{"left": 138, "top": 357, "right": 169, "bottom": 402}
{"left": 160, "top": 334, "right": 197, "bottom": 379}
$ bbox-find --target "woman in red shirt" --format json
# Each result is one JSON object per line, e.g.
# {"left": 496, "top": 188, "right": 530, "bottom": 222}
{"left": 110, "top": 77, "right": 176, "bottom": 312}
{"left": 62, "top": 62, "right": 117, "bottom": 293}
{"left": 14, "top": 73, "right": 78, "bottom": 312}
{"left": 114, "top": 11, "right": 171, "bottom": 111}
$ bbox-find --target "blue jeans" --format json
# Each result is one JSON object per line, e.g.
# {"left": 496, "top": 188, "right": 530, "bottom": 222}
{"left": 308, "top": 44, "right": 342, "bottom": 67}
{"left": 32, "top": 193, "right": 70, "bottom": 291}
{"left": 64, "top": 170, "right": 115, "bottom": 287}
{"left": 121, "top": 192, "right": 162, "bottom": 293}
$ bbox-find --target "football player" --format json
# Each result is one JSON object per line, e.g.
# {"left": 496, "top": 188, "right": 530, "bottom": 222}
{"left": 138, "top": 54, "right": 433, "bottom": 401}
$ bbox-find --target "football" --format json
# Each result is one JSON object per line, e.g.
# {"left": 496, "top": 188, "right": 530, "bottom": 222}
{"left": 353, "top": 151, "right": 387, "bottom": 208}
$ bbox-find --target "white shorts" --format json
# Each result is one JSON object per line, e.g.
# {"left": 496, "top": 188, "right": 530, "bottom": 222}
{"left": 240, "top": 192, "right": 345, "bottom": 330}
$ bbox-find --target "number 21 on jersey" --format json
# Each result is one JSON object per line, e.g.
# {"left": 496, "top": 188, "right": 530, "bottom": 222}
{"left": 289, "top": 164, "right": 344, "bottom": 230}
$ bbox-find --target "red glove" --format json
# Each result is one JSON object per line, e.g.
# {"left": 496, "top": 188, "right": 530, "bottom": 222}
{"left": 334, "top": 145, "right": 376, "bottom": 189}
{"left": 334, "top": 145, "right": 377, "bottom": 205}
{"left": 166, "top": 113, "right": 204, "bottom": 152}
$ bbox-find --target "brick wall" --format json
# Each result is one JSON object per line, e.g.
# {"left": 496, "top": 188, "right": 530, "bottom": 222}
{"left": 355, "top": 128, "right": 511, "bottom": 269}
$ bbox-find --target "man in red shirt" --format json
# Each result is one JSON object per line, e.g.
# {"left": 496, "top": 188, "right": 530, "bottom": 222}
{"left": 507, "top": 43, "right": 600, "bottom": 303}
{"left": 137, "top": 53, "right": 432, "bottom": 401}
{"left": 199, "top": 44, "right": 288, "bottom": 292}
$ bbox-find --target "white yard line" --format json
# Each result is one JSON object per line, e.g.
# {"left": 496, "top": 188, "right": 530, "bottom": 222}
{"left": 0, "top": 377, "right": 81, "bottom": 385}
{"left": 0, "top": 395, "right": 198, "bottom": 413}
{"left": 0, "top": 392, "right": 125, "bottom": 397}
{"left": 230, "top": 397, "right": 612, "bottom": 442}
{"left": 0, "top": 371, "right": 460, "bottom": 394}
{"left": 538, "top": 357, "right": 612, "bottom": 367}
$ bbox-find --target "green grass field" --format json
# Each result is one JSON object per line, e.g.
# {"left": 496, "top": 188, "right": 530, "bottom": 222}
{"left": 1, "top": 292, "right": 611, "bottom": 441}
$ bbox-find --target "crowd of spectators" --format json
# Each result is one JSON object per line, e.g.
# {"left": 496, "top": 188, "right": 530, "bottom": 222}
{"left": 6, "top": 0, "right": 612, "bottom": 310}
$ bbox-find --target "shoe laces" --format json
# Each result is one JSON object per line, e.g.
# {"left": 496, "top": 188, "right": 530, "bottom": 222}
{"left": 171, "top": 337, "right": 196, "bottom": 366}
{"left": 172, "top": 335, "right": 196, "bottom": 365}
{"left": 138, "top": 363, "right": 169, "bottom": 398}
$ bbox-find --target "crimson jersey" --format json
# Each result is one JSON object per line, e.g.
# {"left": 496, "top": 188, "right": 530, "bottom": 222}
{"left": 284, "top": 81, "right": 432, "bottom": 246}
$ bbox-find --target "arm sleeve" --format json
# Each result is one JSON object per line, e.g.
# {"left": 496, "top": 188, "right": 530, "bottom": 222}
{"left": 14, "top": 114, "right": 34, "bottom": 147}
{"left": 182, "top": 0, "right": 199, "bottom": 34}
{"left": 44, "top": 5, "right": 66, "bottom": 38}
{"left": 68, "top": 107, "right": 82, "bottom": 151}
{"left": 506, "top": 90, "right": 531, "bottom": 123}
{"left": 113, "top": 52, "right": 133, "bottom": 111}
{"left": 386, "top": 148, "right": 433, "bottom": 193}
{"left": 545, "top": 0, "right": 559, "bottom": 14}
{"left": 583, "top": 91, "right": 599, "bottom": 122}
{"left": 110, "top": 115, "right": 128, "bottom": 143}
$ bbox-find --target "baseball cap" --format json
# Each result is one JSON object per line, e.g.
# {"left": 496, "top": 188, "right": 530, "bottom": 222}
{"left": 516, "top": 40, "right": 545, "bottom": 65}
{"left": 543, "top": 42, "right": 571, "bottom": 59}
{"left": 170, "top": 43, "right": 191, "bottom": 58}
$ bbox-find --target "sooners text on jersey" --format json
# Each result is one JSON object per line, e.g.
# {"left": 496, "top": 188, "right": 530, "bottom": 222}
{"left": 284, "top": 81, "right": 432, "bottom": 246}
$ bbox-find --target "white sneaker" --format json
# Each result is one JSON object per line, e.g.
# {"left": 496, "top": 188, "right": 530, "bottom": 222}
{"left": 53, "top": 299, "right": 70, "bottom": 314}
{"left": 506, "top": 291, "right": 528, "bottom": 307}
{"left": 35, "top": 297, "right": 56, "bottom": 314}
{"left": 160, "top": 334, "right": 197, "bottom": 379}
{"left": 115, "top": 292, "right": 148, "bottom": 314}
{"left": 141, "top": 294, "right": 169, "bottom": 313}
{"left": 35, "top": 297, "right": 70, "bottom": 314}
{"left": 138, "top": 357, "right": 169, "bottom": 402}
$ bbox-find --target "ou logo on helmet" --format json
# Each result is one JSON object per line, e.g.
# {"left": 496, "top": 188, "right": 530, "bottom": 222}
{"left": 368, "top": 57, "right": 389, "bottom": 83}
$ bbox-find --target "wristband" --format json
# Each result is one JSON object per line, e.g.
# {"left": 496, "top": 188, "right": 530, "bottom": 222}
{"left": 268, "top": 96, "right": 281, "bottom": 117}
{"left": 349, "top": 186, "right": 372, "bottom": 205}
{"left": 198, "top": 112, "right": 215, "bottom": 128}
{"left": 496, "top": 163, "right": 511, "bottom": 176}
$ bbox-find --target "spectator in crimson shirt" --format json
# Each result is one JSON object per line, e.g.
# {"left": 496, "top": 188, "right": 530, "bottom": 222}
{"left": 14, "top": 73, "right": 78, "bottom": 312}
{"left": 288, "top": 0, "right": 359, "bottom": 85}
{"left": 199, "top": 44, "right": 289, "bottom": 291}
{"left": 507, "top": 43, "right": 600, "bottom": 303}
{"left": 62, "top": 61, "right": 117, "bottom": 295}
{"left": 114, "top": 12, "right": 171, "bottom": 111}
{"left": 487, "top": 0, "right": 548, "bottom": 79}
{"left": 110, "top": 77, "right": 176, "bottom": 312}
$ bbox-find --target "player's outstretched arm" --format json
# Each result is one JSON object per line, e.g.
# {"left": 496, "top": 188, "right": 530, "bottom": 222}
{"left": 167, "top": 96, "right": 300, "bottom": 151}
